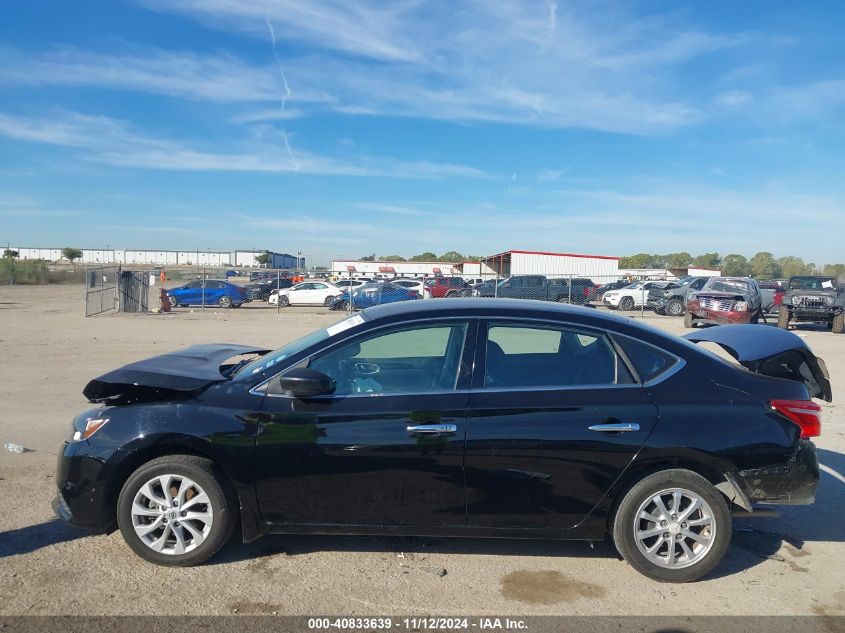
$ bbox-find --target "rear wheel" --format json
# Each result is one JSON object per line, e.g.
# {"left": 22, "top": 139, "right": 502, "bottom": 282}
{"left": 324, "top": 295, "right": 336, "bottom": 307}
{"left": 777, "top": 305, "right": 790, "bottom": 330}
{"left": 683, "top": 309, "right": 695, "bottom": 328}
{"left": 833, "top": 312, "right": 845, "bottom": 334}
{"left": 619, "top": 296, "right": 635, "bottom": 311}
{"left": 665, "top": 299, "right": 684, "bottom": 317}
{"left": 116, "top": 455, "right": 236, "bottom": 567}
{"left": 612, "top": 469, "right": 731, "bottom": 582}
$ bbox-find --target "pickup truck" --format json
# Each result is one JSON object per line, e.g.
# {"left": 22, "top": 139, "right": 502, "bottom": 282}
{"left": 474, "top": 275, "right": 595, "bottom": 305}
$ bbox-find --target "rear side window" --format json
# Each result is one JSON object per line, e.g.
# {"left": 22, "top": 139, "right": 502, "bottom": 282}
{"left": 614, "top": 335, "right": 678, "bottom": 383}
{"left": 484, "top": 325, "right": 634, "bottom": 388}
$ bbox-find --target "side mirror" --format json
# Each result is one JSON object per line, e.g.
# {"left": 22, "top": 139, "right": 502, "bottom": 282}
{"left": 278, "top": 368, "right": 335, "bottom": 398}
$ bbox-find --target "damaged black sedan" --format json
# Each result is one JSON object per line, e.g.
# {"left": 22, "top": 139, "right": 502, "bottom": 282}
{"left": 54, "top": 299, "right": 830, "bottom": 582}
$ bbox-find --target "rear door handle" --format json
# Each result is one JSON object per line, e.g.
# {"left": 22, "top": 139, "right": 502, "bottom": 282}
{"left": 406, "top": 424, "right": 457, "bottom": 434}
{"left": 587, "top": 422, "right": 640, "bottom": 433}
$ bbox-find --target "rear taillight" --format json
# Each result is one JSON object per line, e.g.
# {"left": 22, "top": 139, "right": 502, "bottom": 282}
{"left": 770, "top": 399, "right": 821, "bottom": 438}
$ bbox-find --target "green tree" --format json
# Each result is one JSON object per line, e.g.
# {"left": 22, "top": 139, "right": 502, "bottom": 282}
{"left": 619, "top": 253, "right": 658, "bottom": 269}
{"left": 438, "top": 250, "right": 465, "bottom": 262}
{"left": 62, "top": 247, "right": 83, "bottom": 262}
{"left": 2, "top": 249, "right": 19, "bottom": 259}
{"left": 466, "top": 255, "right": 486, "bottom": 262}
{"left": 360, "top": 253, "right": 376, "bottom": 261}
{"left": 409, "top": 252, "right": 437, "bottom": 261}
{"left": 379, "top": 255, "right": 406, "bottom": 261}
{"left": 691, "top": 252, "right": 720, "bottom": 269}
{"left": 720, "top": 254, "right": 750, "bottom": 277}
{"left": 255, "top": 251, "right": 272, "bottom": 266}
{"left": 776, "top": 256, "right": 812, "bottom": 279}
{"left": 749, "top": 252, "right": 777, "bottom": 279}
{"left": 822, "top": 263, "right": 845, "bottom": 276}
{"left": 664, "top": 252, "right": 692, "bottom": 269}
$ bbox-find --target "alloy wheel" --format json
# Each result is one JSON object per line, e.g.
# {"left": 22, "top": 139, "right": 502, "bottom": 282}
{"left": 131, "top": 474, "right": 213, "bottom": 555}
{"left": 632, "top": 488, "right": 715, "bottom": 569}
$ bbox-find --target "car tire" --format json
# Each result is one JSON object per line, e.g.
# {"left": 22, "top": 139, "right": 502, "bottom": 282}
{"left": 324, "top": 295, "right": 336, "bottom": 307}
{"left": 612, "top": 469, "right": 731, "bottom": 583}
{"left": 116, "top": 455, "right": 237, "bottom": 567}
{"left": 683, "top": 309, "right": 695, "bottom": 328}
{"left": 279, "top": 296, "right": 290, "bottom": 307}
{"left": 832, "top": 312, "right": 845, "bottom": 334}
{"left": 666, "top": 299, "right": 684, "bottom": 317}
{"left": 619, "top": 297, "right": 635, "bottom": 311}
{"left": 777, "top": 305, "right": 790, "bottom": 330}
{"left": 654, "top": 307, "right": 666, "bottom": 316}
{"left": 218, "top": 296, "right": 233, "bottom": 308}
{"left": 168, "top": 295, "right": 178, "bottom": 307}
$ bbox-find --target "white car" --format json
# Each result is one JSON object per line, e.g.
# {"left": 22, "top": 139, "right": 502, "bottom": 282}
{"left": 334, "top": 279, "right": 366, "bottom": 291}
{"left": 602, "top": 281, "right": 674, "bottom": 311}
{"left": 391, "top": 278, "right": 425, "bottom": 293}
{"left": 269, "top": 281, "right": 343, "bottom": 307}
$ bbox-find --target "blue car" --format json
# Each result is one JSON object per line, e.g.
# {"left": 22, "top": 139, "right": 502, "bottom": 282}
{"left": 167, "top": 279, "right": 248, "bottom": 308}
{"left": 329, "top": 282, "right": 419, "bottom": 310}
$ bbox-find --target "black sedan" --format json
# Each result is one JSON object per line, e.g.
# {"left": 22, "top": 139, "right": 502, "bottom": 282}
{"left": 53, "top": 299, "right": 830, "bottom": 582}
{"left": 245, "top": 278, "right": 293, "bottom": 301}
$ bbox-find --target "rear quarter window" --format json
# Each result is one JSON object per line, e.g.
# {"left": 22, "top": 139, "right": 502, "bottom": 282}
{"left": 614, "top": 335, "right": 679, "bottom": 382}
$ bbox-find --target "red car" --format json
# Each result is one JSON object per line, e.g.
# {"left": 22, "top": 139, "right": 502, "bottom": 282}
{"left": 685, "top": 277, "right": 764, "bottom": 327}
{"left": 424, "top": 277, "right": 469, "bottom": 298}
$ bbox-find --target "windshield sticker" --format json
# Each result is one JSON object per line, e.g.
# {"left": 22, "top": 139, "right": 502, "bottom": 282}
{"left": 326, "top": 314, "right": 365, "bottom": 337}
{"left": 822, "top": 280, "right": 834, "bottom": 288}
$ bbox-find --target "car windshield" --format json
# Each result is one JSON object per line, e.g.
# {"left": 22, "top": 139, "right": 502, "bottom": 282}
{"left": 233, "top": 315, "right": 365, "bottom": 379}
{"left": 623, "top": 282, "right": 642, "bottom": 289}
{"left": 704, "top": 278, "right": 750, "bottom": 293}
{"left": 789, "top": 276, "right": 837, "bottom": 290}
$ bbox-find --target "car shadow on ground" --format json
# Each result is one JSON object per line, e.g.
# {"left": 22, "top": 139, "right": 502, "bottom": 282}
{"left": 213, "top": 448, "right": 845, "bottom": 581}
{"left": 0, "top": 519, "right": 89, "bottom": 558}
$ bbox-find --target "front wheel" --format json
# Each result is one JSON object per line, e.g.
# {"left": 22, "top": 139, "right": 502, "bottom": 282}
{"left": 777, "top": 305, "right": 790, "bottom": 330}
{"left": 612, "top": 469, "right": 731, "bottom": 582}
{"left": 619, "top": 296, "right": 635, "bottom": 311}
{"left": 665, "top": 299, "right": 684, "bottom": 317}
{"left": 278, "top": 295, "right": 290, "bottom": 307}
{"left": 218, "top": 296, "right": 233, "bottom": 308}
{"left": 833, "top": 312, "right": 845, "bottom": 334}
{"left": 116, "top": 455, "right": 236, "bottom": 567}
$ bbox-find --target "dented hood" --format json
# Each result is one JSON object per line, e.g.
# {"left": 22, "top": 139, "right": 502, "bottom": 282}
{"left": 83, "top": 344, "right": 270, "bottom": 403}
{"left": 684, "top": 325, "right": 832, "bottom": 402}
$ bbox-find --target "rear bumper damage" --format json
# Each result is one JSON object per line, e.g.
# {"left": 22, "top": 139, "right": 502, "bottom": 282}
{"left": 734, "top": 439, "right": 819, "bottom": 506}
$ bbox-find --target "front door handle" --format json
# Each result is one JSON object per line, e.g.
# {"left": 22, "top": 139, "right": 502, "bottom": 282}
{"left": 587, "top": 422, "right": 640, "bottom": 433}
{"left": 406, "top": 424, "right": 457, "bottom": 435}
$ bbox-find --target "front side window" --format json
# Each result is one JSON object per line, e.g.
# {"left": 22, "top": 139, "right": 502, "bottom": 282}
{"left": 308, "top": 323, "right": 468, "bottom": 395}
{"left": 484, "top": 324, "right": 632, "bottom": 388}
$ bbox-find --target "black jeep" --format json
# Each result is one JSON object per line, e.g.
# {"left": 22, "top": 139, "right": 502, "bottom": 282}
{"left": 778, "top": 275, "right": 844, "bottom": 333}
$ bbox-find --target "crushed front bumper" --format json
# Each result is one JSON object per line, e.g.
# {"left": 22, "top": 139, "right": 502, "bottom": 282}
{"left": 735, "top": 439, "right": 819, "bottom": 506}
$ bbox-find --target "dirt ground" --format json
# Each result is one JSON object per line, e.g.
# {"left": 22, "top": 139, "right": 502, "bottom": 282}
{"left": 1, "top": 284, "right": 843, "bottom": 617}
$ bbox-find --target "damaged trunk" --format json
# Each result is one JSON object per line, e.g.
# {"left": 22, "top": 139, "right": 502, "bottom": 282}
{"left": 684, "top": 325, "right": 832, "bottom": 402}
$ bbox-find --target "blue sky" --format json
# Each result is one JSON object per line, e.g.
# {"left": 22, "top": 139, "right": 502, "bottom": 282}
{"left": 1, "top": 1, "right": 844, "bottom": 266}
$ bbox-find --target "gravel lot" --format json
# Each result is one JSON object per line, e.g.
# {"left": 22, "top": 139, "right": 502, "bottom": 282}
{"left": 1, "top": 284, "right": 843, "bottom": 617}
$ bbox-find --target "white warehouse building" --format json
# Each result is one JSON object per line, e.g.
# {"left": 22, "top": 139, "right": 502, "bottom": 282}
{"left": 479, "top": 250, "right": 619, "bottom": 280}
{"left": 332, "top": 250, "right": 619, "bottom": 281}
{"left": 331, "top": 260, "right": 461, "bottom": 277}
{"left": 10, "top": 247, "right": 302, "bottom": 268}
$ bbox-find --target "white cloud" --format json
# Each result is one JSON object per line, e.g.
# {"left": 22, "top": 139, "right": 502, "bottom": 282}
{"left": 1, "top": 0, "right": 757, "bottom": 134}
{"left": 714, "top": 89, "right": 754, "bottom": 108}
{"left": 0, "top": 110, "right": 489, "bottom": 179}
